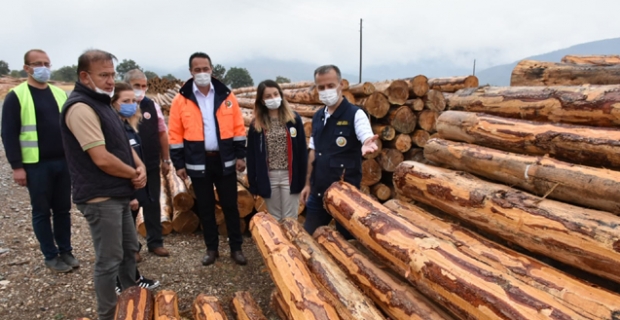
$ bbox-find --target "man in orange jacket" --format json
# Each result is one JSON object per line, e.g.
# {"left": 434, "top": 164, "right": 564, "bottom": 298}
{"left": 168, "top": 52, "right": 247, "bottom": 266}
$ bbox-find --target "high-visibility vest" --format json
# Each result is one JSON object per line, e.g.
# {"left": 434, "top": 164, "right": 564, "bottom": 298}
{"left": 11, "top": 81, "right": 67, "bottom": 163}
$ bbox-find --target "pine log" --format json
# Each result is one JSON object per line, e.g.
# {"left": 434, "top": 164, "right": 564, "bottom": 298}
{"left": 230, "top": 291, "right": 267, "bottom": 320}
{"left": 403, "top": 147, "right": 423, "bottom": 161}
{"left": 424, "top": 138, "right": 620, "bottom": 215}
{"left": 416, "top": 110, "right": 438, "bottom": 133}
{"left": 298, "top": 201, "right": 305, "bottom": 215}
{"left": 314, "top": 227, "right": 454, "bottom": 320}
{"left": 283, "top": 86, "right": 321, "bottom": 104}
{"left": 360, "top": 92, "right": 390, "bottom": 118}
{"left": 375, "top": 80, "right": 410, "bottom": 105}
{"left": 342, "top": 90, "right": 356, "bottom": 105}
{"left": 393, "top": 161, "right": 620, "bottom": 283}
{"left": 428, "top": 76, "right": 479, "bottom": 93}
{"left": 362, "top": 137, "right": 382, "bottom": 160}
{"left": 511, "top": 59, "right": 620, "bottom": 86}
{"left": 114, "top": 286, "right": 154, "bottom": 320}
{"left": 436, "top": 111, "right": 620, "bottom": 168}
{"left": 423, "top": 89, "right": 446, "bottom": 112}
{"left": 561, "top": 54, "right": 620, "bottom": 66}
{"left": 341, "top": 79, "right": 350, "bottom": 91}
{"left": 241, "top": 108, "right": 254, "bottom": 127}
{"left": 281, "top": 218, "right": 386, "bottom": 320}
{"left": 359, "top": 184, "right": 371, "bottom": 195}
{"left": 270, "top": 290, "right": 290, "bottom": 320}
{"left": 324, "top": 181, "right": 588, "bottom": 319}
{"left": 237, "top": 97, "right": 324, "bottom": 118}
{"left": 192, "top": 294, "right": 228, "bottom": 320}
{"left": 445, "top": 85, "right": 620, "bottom": 127}
{"left": 377, "top": 148, "right": 404, "bottom": 172}
{"left": 349, "top": 82, "right": 375, "bottom": 96}
{"left": 370, "top": 183, "right": 391, "bottom": 201}
{"left": 218, "top": 218, "right": 247, "bottom": 237}
{"left": 160, "top": 177, "right": 173, "bottom": 236}
{"left": 385, "top": 133, "right": 411, "bottom": 153}
{"left": 384, "top": 199, "right": 620, "bottom": 320}
{"left": 249, "top": 212, "right": 341, "bottom": 319}
{"left": 136, "top": 208, "right": 146, "bottom": 238}
{"left": 410, "top": 130, "right": 430, "bottom": 148}
{"left": 215, "top": 204, "right": 225, "bottom": 225}
{"left": 172, "top": 209, "right": 199, "bottom": 234}
{"left": 279, "top": 81, "right": 316, "bottom": 90}
{"left": 236, "top": 183, "right": 255, "bottom": 218}
{"left": 183, "top": 176, "right": 195, "bottom": 199}
{"left": 386, "top": 105, "right": 417, "bottom": 134}
{"left": 409, "top": 75, "right": 429, "bottom": 97}
{"left": 404, "top": 98, "right": 424, "bottom": 111}
{"left": 153, "top": 290, "right": 180, "bottom": 320}
{"left": 254, "top": 196, "right": 268, "bottom": 213}
{"left": 361, "top": 158, "right": 382, "bottom": 186}
{"left": 302, "top": 117, "right": 312, "bottom": 139}
{"left": 371, "top": 124, "right": 395, "bottom": 141}
{"left": 167, "top": 167, "right": 194, "bottom": 212}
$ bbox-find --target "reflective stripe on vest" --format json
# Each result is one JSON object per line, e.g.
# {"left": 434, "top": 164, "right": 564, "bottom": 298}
{"left": 11, "top": 82, "right": 67, "bottom": 163}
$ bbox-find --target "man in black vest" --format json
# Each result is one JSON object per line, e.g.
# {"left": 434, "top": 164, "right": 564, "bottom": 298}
{"left": 300, "top": 65, "right": 379, "bottom": 238}
{"left": 124, "top": 69, "right": 170, "bottom": 259}
{"left": 60, "top": 49, "right": 147, "bottom": 320}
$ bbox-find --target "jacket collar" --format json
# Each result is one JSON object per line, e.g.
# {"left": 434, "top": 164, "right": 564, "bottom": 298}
{"left": 72, "top": 81, "right": 112, "bottom": 105}
{"left": 179, "top": 77, "right": 230, "bottom": 101}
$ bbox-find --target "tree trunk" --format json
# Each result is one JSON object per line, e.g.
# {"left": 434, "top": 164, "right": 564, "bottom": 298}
{"left": 230, "top": 291, "right": 267, "bottom": 320}
{"left": 423, "top": 90, "right": 446, "bottom": 112}
{"left": 342, "top": 91, "right": 356, "bottom": 105}
{"left": 444, "top": 85, "right": 620, "bottom": 127}
{"left": 377, "top": 148, "right": 404, "bottom": 172}
{"left": 283, "top": 86, "right": 321, "bottom": 104}
{"left": 270, "top": 290, "right": 290, "bottom": 320}
{"left": 360, "top": 92, "right": 390, "bottom": 118}
{"left": 314, "top": 227, "right": 454, "bottom": 320}
{"left": 166, "top": 167, "right": 194, "bottom": 212}
{"left": 416, "top": 110, "right": 439, "bottom": 133}
{"left": 323, "top": 181, "right": 590, "bottom": 320}
{"left": 249, "top": 212, "right": 341, "bottom": 319}
{"left": 561, "top": 54, "right": 620, "bottom": 66}
{"left": 114, "top": 286, "right": 154, "bottom": 320}
{"left": 237, "top": 97, "right": 324, "bottom": 118}
{"left": 254, "top": 196, "right": 268, "bottom": 213}
{"left": 302, "top": 117, "right": 313, "bottom": 140}
{"left": 409, "top": 75, "right": 429, "bottom": 97}
{"left": 241, "top": 108, "right": 254, "bottom": 127}
{"left": 349, "top": 82, "right": 375, "bottom": 96}
{"left": 393, "top": 161, "right": 620, "bottom": 283}
{"left": 371, "top": 124, "right": 396, "bottom": 141}
{"left": 172, "top": 210, "right": 199, "bottom": 234}
{"left": 374, "top": 80, "right": 410, "bottom": 105}
{"left": 411, "top": 130, "right": 430, "bottom": 148}
{"left": 362, "top": 138, "right": 382, "bottom": 160}
{"left": 511, "top": 59, "right": 620, "bottom": 86}
{"left": 370, "top": 183, "right": 391, "bottom": 201}
{"left": 361, "top": 158, "right": 382, "bottom": 186}
{"left": 403, "top": 147, "right": 423, "bottom": 161}
{"left": 386, "top": 106, "right": 417, "bottom": 134}
{"left": 192, "top": 294, "right": 228, "bottom": 320}
{"left": 236, "top": 183, "right": 255, "bottom": 218}
{"left": 436, "top": 111, "right": 620, "bottom": 169}
{"left": 428, "top": 76, "right": 479, "bottom": 93}
{"left": 385, "top": 133, "right": 412, "bottom": 153}
{"left": 136, "top": 208, "right": 146, "bottom": 238}
{"left": 160, "top": 176, "right": 173, "bottom": 236}
{"left": 281, "top": 218, "right": 386, "bottom": 320}
{"left": 404, "top": 98, "right": 424, "bottom": 111}
{"left": 153, "top": 290, "right": 180, "bottom": 320}
{"left": 383, "top": 199, "right": 620, "bottom": 320}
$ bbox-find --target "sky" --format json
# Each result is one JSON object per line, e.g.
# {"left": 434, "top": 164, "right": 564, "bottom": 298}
{"left": 1, "top": 0, "right": 619, "bottom": 79}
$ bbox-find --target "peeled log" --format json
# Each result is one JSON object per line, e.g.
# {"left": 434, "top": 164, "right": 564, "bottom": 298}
{"left": 153, "top": 290, "right": 180, "bottom": 320}
{"left": 281, "top": 218, "right": 386, "bottom": 320}
{"left": 372, "top": 124, "right": 395, "bottom": 141}
{"left": 342, "top": 91, "right": 356, "bottom": 105}
{"left": 230, "top": 291, "right": 267, "bottom": 320}
{"left": 444, "top": 85, "right": 620, "bottom": 127}
{"left": 423, "top": 90, "right": 446, "bottom": 112}
{"left": 362, "top": 138, "right": 382, "bottom": 160}
{"left": 393, "top": 161, "right": 620, "bottom": 283}
{"left": 349, "top": 82, "right": 375, "bottom": 96}
{"left": 361, "top": 158, "right": 382, "bottom": 186}
{"left": 386, "top": 105, "right": 417, "bottom": 134}
{"left": 377, "top": 148, "right": 404, "bottom": 172}
{"left": 385, "top": 133, "right": 412, "bottom": 153}
{"left": 375, "top": 80, "right": 410, "bottom": 105}
{"left": 136, "top": 208, "right": 146, "bottom": 238}
{"left": 361, "top": 92, "right": 390, "bottom": 118}
{"left": 166, "top": 167, "right": 194, "bottom": 212}
{"left": 114, "top": 286, "right": 154, "bottom": 320}
{"left": 370, "top": 183, "right": 391, "bottom": 201}
{"left": 417, "top": 110, "right": 439, "bottom": 133}
{"left": 562, "top": 54, "right": 620, "bottom": 66}
{"left": 437, "top": 111, "right": 620, "bottom": 169}
{"left": 404, "top": 98, "right": 424, "bottom": 111}
{"left": 172, "top": 209, "right": 199, "bottom": 234}
{"left": 428, "top": 76, "right": 479, "bottom": 93}
{"left": 192, "top": 294, "right": 228, "bottom": 320}
{"left": 411, "top": 130, "right": 430, "bottom": 148}
{"left": 511, "top": 59, "right": 620, "bottom": 86}
{"left": 241, "top": 108, "right": 254, "bottom": 127}
{"left": 409, "top": 75, "right": 429, "bottom": 97}
{"left": 237, "top": 97, "right": 324, "bottom": 118}
{"left": 314, "top": 227, "right": 454, "bottom": 320}
{"left": 270, "top": 290, "right": 290, "bottom": 320}
{"left": 236, "top": 183, "right": 255, "bottom": 218}
{"left": 323, "top": 181, "right": 587, "bottom": 320}
{"left": 160, "top": 176, "right": 173, "bottom": 235}
{"left": 283, "top": 86, "right": 321, "bottom": 104}
{"left": 249, "top": 212, "right": 341, "bottom": 319}
{"left": 383, "top": 199, "right": 620, "bottom": 320}
{"left": 254, "top": 196, "right": 268, "bottom": 213}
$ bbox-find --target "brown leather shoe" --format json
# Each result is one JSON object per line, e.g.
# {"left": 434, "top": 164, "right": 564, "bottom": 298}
{"left": 149, "top": 247, "right": 170, "bottom": 257}
{"left": 135, "top": 252, "right": 143, "bottom": 263}
{"left": 202, "top": 250, "right": 219, "bottom": 266}
{"left": 231, "top": 251, "right": 247, "bottom": 265}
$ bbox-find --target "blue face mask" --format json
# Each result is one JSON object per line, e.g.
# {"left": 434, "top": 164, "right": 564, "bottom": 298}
{"left": 32, "top": 67, "right": 51, "bottom": 83}
{"left": 119, "top": 103, "right": 138, "bottom": 117}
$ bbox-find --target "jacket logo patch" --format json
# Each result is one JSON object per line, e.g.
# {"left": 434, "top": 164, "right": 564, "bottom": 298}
{"left": 289, "top": 127, "right": 297, "bottom": 137}
{"left": 337, "top": 121, "right": 348, "bottom": 125}
{"left": 336, "top": 136, "right": 347, "bottom": 147}
{"left": 143, "top": 112, "right": 151, "bottom": 120}
{"left": 225, "top": 100, "right": 232, "bottom": 108}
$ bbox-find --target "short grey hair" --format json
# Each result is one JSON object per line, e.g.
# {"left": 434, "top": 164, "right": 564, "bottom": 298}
{"left": 124, "top": 69, "right": 146, "bottom": 83}
{"left": 314, "top": 64, "right": 342, "bottom": 81}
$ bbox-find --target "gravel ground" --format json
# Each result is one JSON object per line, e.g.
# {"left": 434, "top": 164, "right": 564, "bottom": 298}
{"left": 0, "top": 102, "right": 277, "bottom": 320}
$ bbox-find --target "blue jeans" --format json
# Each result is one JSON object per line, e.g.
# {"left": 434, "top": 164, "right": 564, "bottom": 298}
{"left": 303, "top": 194, "right": 353, "bottom": 239}
{"left": 23, "top": 159, "right": 72, "bottom": 260}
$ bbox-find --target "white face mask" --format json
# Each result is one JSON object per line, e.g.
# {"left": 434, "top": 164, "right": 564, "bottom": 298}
{"left": 318, "top": 88, "right": 340, "bottom": 107}
{"left": 88, "top": 74, "right": 114, "bottom": 97}
{"left": 194, "top": 72, "right": 211, "bottom": 87}
{"left": 134, "top": 89, "right": 145, "bottom": 100}
{"left": 264, "top": 97, "right": 282, "bottom": 110}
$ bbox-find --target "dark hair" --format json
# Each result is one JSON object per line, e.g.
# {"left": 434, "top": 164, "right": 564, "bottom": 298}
{"left": 77, "top": 49, "right": 117, "bottom": 75}
{"left": 253, "top": 80, "right": 296, "bottom": 132}
{"left": 189, "top": 52, "right": 212, "bottom": 69}
{"left": 111, "top": 82, "right": 133, "bottom": 104}
{"left": 314, "top": 64, "right": 342, "bottom": 81}
{"left": 24, "top": 49, "right": 46, "bottom": 65}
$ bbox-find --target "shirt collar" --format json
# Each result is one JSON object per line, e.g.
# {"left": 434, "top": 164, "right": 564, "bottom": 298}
{"left": 192, "top": 81, "right": 215, "bottom": 97}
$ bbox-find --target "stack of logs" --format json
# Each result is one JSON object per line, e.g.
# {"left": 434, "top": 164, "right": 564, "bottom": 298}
{"left": 149, "top": 83, "right": 181, "bottom": 116}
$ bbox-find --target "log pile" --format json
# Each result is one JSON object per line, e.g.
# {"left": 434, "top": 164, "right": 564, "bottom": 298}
{"left": 149, "top": 82, "right": 182, "bottom": 116}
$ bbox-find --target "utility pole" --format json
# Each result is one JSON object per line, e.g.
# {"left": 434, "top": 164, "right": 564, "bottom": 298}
{"left": 473, "top": 59, "right": 476, "bottom": 76}
{"left": 359, "top": 18, "right": 363, "bottom": 83}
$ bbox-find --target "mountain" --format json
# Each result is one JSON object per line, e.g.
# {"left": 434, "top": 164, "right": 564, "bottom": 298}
{"left": 475, "top": 37, "right": 620, "bottom": 86}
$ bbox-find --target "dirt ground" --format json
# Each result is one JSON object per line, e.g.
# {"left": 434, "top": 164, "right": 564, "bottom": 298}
{"left": 0, "top": 101, "right": 277, "bottom": 319}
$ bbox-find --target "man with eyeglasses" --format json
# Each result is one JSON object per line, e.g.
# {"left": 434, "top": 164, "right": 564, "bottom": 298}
{"left": 1, "top": 49, "right": 79, "bottom": 273}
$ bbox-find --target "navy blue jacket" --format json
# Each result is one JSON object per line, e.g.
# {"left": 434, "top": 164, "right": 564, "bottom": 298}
{"left": 123, "top": 121, "right": 150, "bottom": 204}
{"left": 246, "top": 112, "right": 308, "bottom": 198}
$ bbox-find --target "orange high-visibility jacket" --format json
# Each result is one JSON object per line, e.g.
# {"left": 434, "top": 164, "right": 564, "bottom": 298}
{"left": 168, "top": 78, "right": 246, "bottom": 177}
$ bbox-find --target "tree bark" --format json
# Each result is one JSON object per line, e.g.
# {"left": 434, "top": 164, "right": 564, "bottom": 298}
{"left": 404, "top": 98, "right": 424, "bottom": 111}
{"left": 428, "top": 76, "right": 479, "bottom": 93}
{"left": 361, "top": 158, "right": 382, "bottom": 186}
{"left": 230, "top": 291, "right": 268, "bottom": 320}
{"left": 411, "top": 130, "right": 431, "bottom": 148}
{"left": 444, "top": 85, "right": 620, "bottom": 127}
{"left": 281, "top": 218, "right": 386, "bottom": 320}
{"left": 349, "top": 82, "right": 376, "bottom": 96}
{"left": 114, "top": 286, "right": 154, "bottom": 320}
{"left": 424, "top": 138, "right": 620, "bottom": 215}
{"left": 153, "top": 290, "right": 180, "bottom": 320}
{"left": 377, "top": 148, "right": 404, "bottom": 172}
{"left": 192, "top": 294, "right": 228, "bottom": 320}
{"left": 362, "top": 138, "right": 382, "bottom": 160}
{"left": 393, "top": 161, "right": 620, "bottom": 283}
{"left": 314, "top": 227, "right": 455, "bottom": 320}
{"left": 386, "top": 106, "right": 417, "bottom": 134}
{"left": 409, "top": 75, "right": 429, "bottom": 97}
{"left": 561, "top": 55, "right": 620, "bottom": 66}
{"left": 370, "top": 183, "right": 391, "bottom": 201}
{"left": 372, "top": 124, "right": 396, "bottom": 141}
{"left": 423, "top": 90, "right": 446, "bottom": 112}
{"left": 342, "top": 91, "right": 356, "bottom": 105}
{"left": 374, "top": 80, "right": 410, "bottom": 105}
{"left": 436, "top": 111, "right": 620, "bottom": 169}
{"left": 385, "top": 133, "right": 412, "bottom": 153}
{"left": 384, "top": 199, "right": 620, "bottom": 320}
{"left": 511, "top": 60, "right": 620, "bottom": 86}
{"left": 360, "top": 92, "right": 390, "bottom": 118}
{"left": 249, "top": 212, "right": 341, "bottom": 320}
{"left": 283, "top": 86, "right": 321, "bottom": 104}
{"left": 166, "top": 166, "right": 194, "bottom": 212}
{"left": 270, "top": 289, "right": 290, "bottom": 320}
{"left": 172, "top": 209, "right": 199, "bottom": 234}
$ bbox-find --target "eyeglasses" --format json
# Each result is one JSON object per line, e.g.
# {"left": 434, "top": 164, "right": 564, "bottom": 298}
{"left": 28, "top": 62, "right": 51, "bottom": 68}
{"left": 89, "top": 72, "right": 117, "bottom": 80}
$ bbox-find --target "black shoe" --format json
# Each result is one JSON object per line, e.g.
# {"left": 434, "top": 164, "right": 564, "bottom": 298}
{"left": 231, "top": 251, "right": 247, "bottom": 266}
{"left": 201, "top": 250, "right": 219, "bottom": 266}
{"left": 59, "top": 252, "right": 80, "bottom": 268}
{"left": 136, "top": 276, "right": 160, "bottom": 290}
{"left": 44, "top": 257, "right": 72, "bottom": 273}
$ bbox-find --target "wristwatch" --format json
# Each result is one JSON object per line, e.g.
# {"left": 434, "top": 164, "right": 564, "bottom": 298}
{"left": 163, "top": 159, "right": 172, "bottom": 164}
